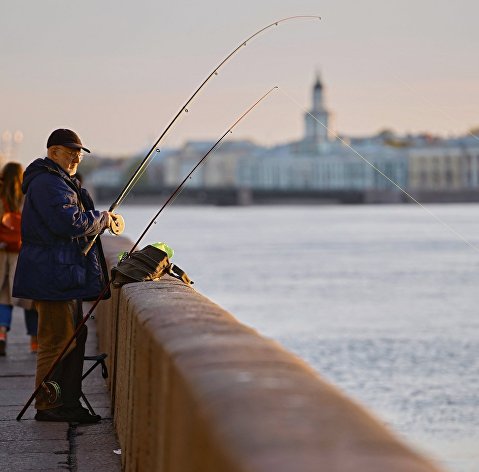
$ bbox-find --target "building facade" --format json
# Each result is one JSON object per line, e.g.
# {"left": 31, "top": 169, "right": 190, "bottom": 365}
{"left": 237, "top": 74, "right": 409, "bottom": 192}
{"left": 408, "top": 137, "right": 479, "bottom": 191}
{"left": 88, "top": 73, "right": 479, "bottom": 201}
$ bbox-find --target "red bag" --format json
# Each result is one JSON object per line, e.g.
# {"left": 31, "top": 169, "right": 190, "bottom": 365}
{"left": 0, "top": 198, "right": 22, "bottom": 252}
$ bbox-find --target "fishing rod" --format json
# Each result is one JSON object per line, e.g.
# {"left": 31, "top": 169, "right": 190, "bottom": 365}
{"left": 17, "top": 86, "right": 278, "bottom": 421}
{"left": 82, "top": 15, "right": 320, "bottom": 256}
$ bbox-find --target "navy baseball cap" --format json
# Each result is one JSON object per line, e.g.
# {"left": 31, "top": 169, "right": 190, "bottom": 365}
{"left": 47, "top": 129, "right": 91, "bottom": 153}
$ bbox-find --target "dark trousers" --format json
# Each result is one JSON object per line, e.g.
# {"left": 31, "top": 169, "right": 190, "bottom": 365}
{"left": 25, "top": 308, "right": 38, "bottom": 335}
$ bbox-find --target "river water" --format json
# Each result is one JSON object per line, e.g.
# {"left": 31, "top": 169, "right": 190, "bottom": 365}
{"left": 116, "top": 202, "right": 479, "bottom": 472}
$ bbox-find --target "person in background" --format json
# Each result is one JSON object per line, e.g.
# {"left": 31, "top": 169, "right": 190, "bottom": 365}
{"left": 0, "top": 162, "right": 38, "bottom": 356}
{"left": 13, "top": 128, "right": 120, "bottom": 423}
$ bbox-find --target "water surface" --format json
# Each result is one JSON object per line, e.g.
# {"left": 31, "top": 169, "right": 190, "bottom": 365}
{"left": 116, "top": 202, "right": 479, "bottom": 472}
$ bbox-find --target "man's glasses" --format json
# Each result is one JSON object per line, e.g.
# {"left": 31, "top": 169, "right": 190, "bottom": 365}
{"left": 59, "top": 148, "right": 84, "bottom": 161}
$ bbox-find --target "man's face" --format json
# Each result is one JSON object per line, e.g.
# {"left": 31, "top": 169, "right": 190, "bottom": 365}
{"left": 51, "top": 146, "right": 83, "bottom": 176}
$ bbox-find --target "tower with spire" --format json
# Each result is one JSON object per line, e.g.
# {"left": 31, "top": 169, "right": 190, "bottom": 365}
{"left": 303, "top": 72, "right": 333, "bottom": 152}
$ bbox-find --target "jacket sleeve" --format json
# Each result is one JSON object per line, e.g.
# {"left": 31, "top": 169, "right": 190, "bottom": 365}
{"left": 29, "top": 174, "right": 109, "bottom": 239}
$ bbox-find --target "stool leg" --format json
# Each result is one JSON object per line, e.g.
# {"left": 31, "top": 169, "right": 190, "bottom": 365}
{"left": 82, "top": 360, "right": 100, "bottom": 380}
{"left": 81, "top": 354, "right": 108, "bottom": 416}
{"left": 81, "top": 391, "right": 97, "bottom": 416}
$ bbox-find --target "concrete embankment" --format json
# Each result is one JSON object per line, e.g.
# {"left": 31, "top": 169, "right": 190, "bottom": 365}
{"left": 98, "top": 236, "right": 446, "bottom": 472}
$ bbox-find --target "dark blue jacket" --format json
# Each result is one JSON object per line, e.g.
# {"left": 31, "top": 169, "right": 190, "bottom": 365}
{"left": 13, "top": 157, "right": 111, "bottom": 301}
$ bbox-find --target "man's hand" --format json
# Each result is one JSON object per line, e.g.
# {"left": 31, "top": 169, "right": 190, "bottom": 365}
{"left": 101, "top": 212, "right": 125, "bottom": 235}
{"left": 101, "top": 211, "right": 113, "bottom": 230}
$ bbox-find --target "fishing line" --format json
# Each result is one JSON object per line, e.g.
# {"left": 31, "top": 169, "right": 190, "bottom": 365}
{"left": 279, "top": 87, "right": 479, "bottom": 254}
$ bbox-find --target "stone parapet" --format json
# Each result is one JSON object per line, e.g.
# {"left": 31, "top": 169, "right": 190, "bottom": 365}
{"left": 97, "top": 236, "right": 446, "bottom": 472}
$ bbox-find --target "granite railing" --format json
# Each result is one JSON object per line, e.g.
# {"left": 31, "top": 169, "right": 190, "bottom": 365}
{"left": 96, "top": 236, "right": 445, "bottom": 472}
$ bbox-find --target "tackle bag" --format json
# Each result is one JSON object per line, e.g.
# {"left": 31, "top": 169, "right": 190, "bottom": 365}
{"left": 110, "top": 244, "right": 193, "bottom": 288}
{"left": 0, "top": 198, "right": 21, "bottom": 252}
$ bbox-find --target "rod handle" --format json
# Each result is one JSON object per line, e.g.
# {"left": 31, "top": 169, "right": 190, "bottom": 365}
{"left": 82, "top": 235, "right": 98, "bottom": 256}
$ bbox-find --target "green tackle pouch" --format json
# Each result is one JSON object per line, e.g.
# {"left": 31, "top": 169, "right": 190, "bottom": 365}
{"left": 110, "top": 244, "right": 193, "bottom": 288}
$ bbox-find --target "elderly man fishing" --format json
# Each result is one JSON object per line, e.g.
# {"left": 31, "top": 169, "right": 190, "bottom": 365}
{"left": 13, "top": 128, "right": 120, "bottom": 423}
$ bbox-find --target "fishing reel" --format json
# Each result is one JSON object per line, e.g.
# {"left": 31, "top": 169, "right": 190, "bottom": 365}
{"left": 109, "top": 213, "right": 125, "bottom": 236}
{"left": 41, "top": 380, "right": 61, "bottom": 404}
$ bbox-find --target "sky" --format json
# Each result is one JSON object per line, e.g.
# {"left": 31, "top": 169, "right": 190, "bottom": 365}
{"left": 1, "top": 0, "right": 478, "bottom": 167}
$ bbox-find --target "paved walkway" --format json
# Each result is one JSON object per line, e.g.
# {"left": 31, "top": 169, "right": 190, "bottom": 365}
{"left": 0, "top": 307, "right": 122, "bottom": 471}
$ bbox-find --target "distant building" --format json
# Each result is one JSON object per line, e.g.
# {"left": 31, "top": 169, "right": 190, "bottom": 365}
{"left": 237, "top": 74, "right": 409, "bottom": 192}
{"left": 163, "top": 140, "right": 259, "bottom": 189}
{"left": 86, "top": 164, "right": 126, "bottom": 189}
{"left": 408, "top": 137, "right": 479, "bottom": 191}
{"left": 302, "top": 73, "right": 334, "bottom": 153}
{"left": 88, "top": 73, "right": 479, "bottom": 201}
{"left": 238, "top": 144, "right": 407, "bottom": 191}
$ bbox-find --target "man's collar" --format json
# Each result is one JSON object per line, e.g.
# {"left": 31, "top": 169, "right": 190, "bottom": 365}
{"left": 44, "top": 157, "right": 72, "bottom": 179}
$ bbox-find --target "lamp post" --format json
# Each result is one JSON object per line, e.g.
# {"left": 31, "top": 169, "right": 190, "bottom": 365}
{"left": 0, "top": 129, "right": 23, "bottom": 162}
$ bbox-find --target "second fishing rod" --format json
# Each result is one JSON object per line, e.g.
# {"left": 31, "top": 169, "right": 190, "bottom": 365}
{"left": 17, "top": 86, "right": 278, "bottom": 420}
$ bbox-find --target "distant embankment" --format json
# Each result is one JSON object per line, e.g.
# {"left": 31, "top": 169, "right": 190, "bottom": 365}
{"left": 94, "top": 186, "right": 479, "bottom": 206}
{"left": 97, "top": 236, "right": 446, "bottom": 472}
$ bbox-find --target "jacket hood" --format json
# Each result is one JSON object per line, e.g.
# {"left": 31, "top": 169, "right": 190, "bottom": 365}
{"left": 22, "top": 158, "right": 69, "bottom": 194}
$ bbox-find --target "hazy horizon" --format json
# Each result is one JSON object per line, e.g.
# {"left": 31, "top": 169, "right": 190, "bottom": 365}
{"left": 1, "top": 0, "right": 478, "bottom": 167}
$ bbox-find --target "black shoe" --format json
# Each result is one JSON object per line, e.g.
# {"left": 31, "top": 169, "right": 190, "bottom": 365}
{"left": 64, "top": 405, "right": 101, "bottom": 424}
{"left": 35, "top": 406, "right": 101, "bottom": 424}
